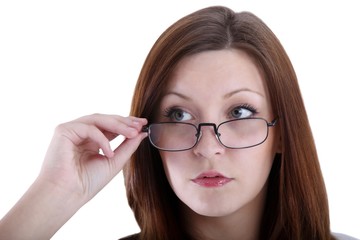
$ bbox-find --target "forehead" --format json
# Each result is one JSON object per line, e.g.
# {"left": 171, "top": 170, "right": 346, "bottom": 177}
{"left": 165, "top": 49, "right": 267, "bottom": 99}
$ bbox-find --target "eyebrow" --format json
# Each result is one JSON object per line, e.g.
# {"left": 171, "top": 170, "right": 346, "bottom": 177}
{"left": 162, "top": 91, "right": 192, "bottom": 100}
{"left": 224, "top": 88, "right": 264, "bottom": 98}
{"left": 163, "top": 88, "right": 264, "bottom": 100}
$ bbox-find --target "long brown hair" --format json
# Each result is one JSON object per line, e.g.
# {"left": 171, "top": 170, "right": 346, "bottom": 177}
{"left": 124, "top": 6, "right": 333, "bottom": 240}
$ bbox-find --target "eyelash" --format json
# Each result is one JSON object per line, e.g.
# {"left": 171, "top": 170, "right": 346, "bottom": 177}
{"left": 227, "top": 103, "right": 258, "bottom": 119}
{"left": 234, "top": 103, "right": 258, "bottom": 114}
{"left": 163, "top": 107, "right": 184, "bottom": 119}
{"left": 163, "top": 103, "right": 259, "bottom": 121}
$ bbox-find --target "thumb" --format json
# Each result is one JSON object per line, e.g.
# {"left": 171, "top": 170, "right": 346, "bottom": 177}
{"left": 109, "top": 132, "right": 148, "bottom": 174}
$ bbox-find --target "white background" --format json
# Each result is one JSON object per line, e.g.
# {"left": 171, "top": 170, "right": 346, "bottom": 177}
{"left": 0, "top": 1, "right": 359, "bottom": 239}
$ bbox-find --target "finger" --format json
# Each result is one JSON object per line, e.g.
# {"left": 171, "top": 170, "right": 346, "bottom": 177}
{"left": 78, "top": 114, "right": 147, "bottom": 130}
{"left": 103, "top": 131, "right": 119, "bottom": 142}
{"left": 109, "top": 132, "right": 148, "bottom": 173}
{"left": 56, "top": 122, "right": 114, "bottom": 157}
{"left": 77, "top": 114, "right": 147, "bottom": 138}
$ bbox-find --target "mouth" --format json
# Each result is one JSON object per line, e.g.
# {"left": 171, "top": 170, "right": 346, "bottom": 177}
{"left": 192, "top": 171, "right": 233, "bottom": 188}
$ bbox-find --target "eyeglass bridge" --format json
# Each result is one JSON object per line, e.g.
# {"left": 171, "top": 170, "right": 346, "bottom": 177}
{"left": 194, "top": 123, "right": 221, "bottom": 138}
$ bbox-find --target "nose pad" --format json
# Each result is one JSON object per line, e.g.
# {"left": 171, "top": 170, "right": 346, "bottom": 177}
{"left": 193, "top": 125, "right": 224, "bottom": 157}
{"left": 196, "top": 128, "right": 221, "bottom": 142}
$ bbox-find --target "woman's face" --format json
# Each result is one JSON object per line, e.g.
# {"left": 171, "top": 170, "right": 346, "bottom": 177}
{"left": 157, "top": 49, "right": 280, "bottom": 218}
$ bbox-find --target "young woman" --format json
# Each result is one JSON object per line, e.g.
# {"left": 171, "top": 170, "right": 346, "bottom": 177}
{"left": 0, "top": 6, "right": 357, "bottom": 240}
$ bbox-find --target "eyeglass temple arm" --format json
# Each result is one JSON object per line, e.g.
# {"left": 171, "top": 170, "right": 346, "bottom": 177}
{"left": 268, "top": 118, "right": 278, "bottom": 127}
{"left": 142, "top": 126, "right": 149, "bottom": 132}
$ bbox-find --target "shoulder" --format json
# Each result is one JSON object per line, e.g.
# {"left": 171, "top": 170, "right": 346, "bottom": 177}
{"left": 118, "top": 233, "right": 140, "bottom": 240}
{"left": 333, "top": 233, "right": 359, "bottom": 240}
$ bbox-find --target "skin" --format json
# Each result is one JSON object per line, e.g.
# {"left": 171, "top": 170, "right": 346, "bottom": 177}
{"left": 0, "top": 115, "right": 148, "bottom": 239}
{"left": 158, "top": 49, "right": 280, "bottom": 240}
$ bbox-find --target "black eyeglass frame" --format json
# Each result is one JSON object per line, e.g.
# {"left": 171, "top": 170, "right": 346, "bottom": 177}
{"left": 142, "top": 117, "right": 278, "bottom": 152}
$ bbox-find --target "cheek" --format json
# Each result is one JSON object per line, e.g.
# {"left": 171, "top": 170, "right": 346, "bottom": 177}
{"left": 232, "top": 137, "right": 277, "bottom": 185}
{"left": 160, "top": 152, "right": 191, "bottom": 186}
{"left": 229, "top": 148, "right": 273, "bottom": 176}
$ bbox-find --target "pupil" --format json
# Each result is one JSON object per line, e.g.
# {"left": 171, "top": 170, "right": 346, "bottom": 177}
{"left": 175, "top": 111, "right": 183, "bottom": 120}
{"left": 233, "top": 109, "right": 241, "bottom": 117}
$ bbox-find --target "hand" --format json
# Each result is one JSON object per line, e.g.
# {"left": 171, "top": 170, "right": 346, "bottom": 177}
{"left": 0, "top": 114, "right": 148, "bottom": 239}
{"left": 39, "top": 114, "right": 148, "bottom": 203}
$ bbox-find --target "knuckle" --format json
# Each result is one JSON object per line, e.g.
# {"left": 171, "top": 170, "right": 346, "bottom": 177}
{"left": 54, "top": 122, "right": 69, "bottom": 134}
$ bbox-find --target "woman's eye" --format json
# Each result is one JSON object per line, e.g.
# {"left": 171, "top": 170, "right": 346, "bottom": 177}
{"left": 230, "top": 106, "right": 256, "bottom": 119}
{"left": 165, "top": 108, "right": 193, "bottom": 121}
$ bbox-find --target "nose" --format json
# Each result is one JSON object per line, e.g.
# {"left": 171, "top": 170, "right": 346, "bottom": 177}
{"left": 192, "top": 124, "right": 225, "bottom": 158}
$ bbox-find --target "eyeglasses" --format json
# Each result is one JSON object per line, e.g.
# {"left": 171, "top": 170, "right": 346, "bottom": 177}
{"left": 142, "top": 117, "right": 278, "bottom": 152}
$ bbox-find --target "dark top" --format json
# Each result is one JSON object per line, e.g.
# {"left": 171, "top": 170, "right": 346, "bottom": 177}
{"left": 119, "top": 232, "right": 359, "bottom": 240}
{"left": 119, "top": 233, "right": 139, "bottom": 240}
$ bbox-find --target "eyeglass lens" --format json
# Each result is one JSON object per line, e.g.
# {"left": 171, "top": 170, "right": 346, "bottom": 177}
{"left": 148, "top": 118, "right": 270, "bottom": 151}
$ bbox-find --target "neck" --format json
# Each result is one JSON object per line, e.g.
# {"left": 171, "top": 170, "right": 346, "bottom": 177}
{"left": 181, "top": 184, "right": 267, "bottom": 240}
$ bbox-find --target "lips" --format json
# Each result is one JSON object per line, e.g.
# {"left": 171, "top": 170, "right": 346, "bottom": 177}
{"left": 192, "top": 171, "right": 233, "bottom": 187}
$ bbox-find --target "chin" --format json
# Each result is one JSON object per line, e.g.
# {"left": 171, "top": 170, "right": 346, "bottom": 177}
{"left": 187, "top": 200, "right": 242, "bottom": 218}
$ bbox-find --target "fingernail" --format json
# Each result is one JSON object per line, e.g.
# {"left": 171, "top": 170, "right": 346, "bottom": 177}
{"left": 132, "top": 120, "right": 140, "bottom": 125}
